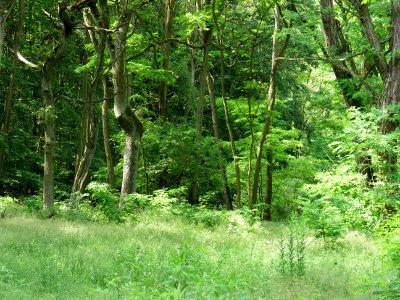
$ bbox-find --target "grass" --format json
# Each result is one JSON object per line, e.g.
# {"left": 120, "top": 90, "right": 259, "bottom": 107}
{"left": 0, "top": 204, "right": 388, "bottom": 299}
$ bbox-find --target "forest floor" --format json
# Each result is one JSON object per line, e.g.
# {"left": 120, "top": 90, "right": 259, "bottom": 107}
{"left": 0, "top": 203, "right": 391, "bottom": 299}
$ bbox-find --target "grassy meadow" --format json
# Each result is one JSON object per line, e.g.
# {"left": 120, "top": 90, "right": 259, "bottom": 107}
{"left": 0, "top": 203, "right": 390, "bottom": 299}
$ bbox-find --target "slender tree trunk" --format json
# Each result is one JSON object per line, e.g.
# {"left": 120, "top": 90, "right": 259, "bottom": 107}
{"left": 159, "top": 0, "right": 174, "bottom": 118}
{"left": 220, "top": 48, "right": 242, "bottom": 208}
{"left": 264, "top": 147, "right": 273, "bottom": 220}
{"left": 0, "top": 0, "right": 23, "bottom": 175}
{"left": 71, "top": 87, "right": 99, "bottom": 193}
{"left": 210, "top": 0, "right": 241, "bottom": 207}
{"left": 72, "top": 8, "right": 111, "bottom": 194}
{"left": 0, "top": 0, "right": 16, "bottom": 65}
{"left": 102, "top": 76, "right": 116, "bottom": 189}
{"left": 189, "top": 0, "right": 212, "bottom": 204}
{"left": 74, "top": 70, "right": 89, "bottom": 176}
{"left": 251, "top": 5, "right": 289, "bottom": 210}
{"left": 207, "top": 72, "right": 233, "bottom": 210}
{"left": 0, "top": 11, "right": 4, "bottom": 66}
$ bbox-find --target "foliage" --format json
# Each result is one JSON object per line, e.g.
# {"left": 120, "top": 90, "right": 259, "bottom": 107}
{"left": 0, "top": 210, "right": 384, "bottom": 299}
{"left": 375, "top": 214, "right": 400, "bottom": 299}
{"left": 86, "top": 182, "right": 120, "bottom": 222}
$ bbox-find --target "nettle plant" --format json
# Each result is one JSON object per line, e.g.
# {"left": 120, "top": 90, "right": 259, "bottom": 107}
{"left": 277, "top": 220, "right": 306, "bottom": 277}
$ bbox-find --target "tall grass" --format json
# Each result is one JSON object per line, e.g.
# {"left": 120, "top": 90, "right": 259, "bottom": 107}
{"left": 0, "top": 208, "right": 385, "bottom": 299}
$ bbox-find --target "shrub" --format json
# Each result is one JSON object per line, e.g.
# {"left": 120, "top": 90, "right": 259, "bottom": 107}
{"left": 376, "top": 214, "right": 400, "bottom": 299}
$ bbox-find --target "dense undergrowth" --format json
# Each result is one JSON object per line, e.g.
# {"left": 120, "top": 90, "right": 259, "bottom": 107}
{"left": 0, "top": 196, "right": 396, "bottom": 300}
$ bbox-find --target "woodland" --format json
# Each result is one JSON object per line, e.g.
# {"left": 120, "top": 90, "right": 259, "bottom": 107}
{"left": 1, "top": 0, "right": 400, "bottom": 298}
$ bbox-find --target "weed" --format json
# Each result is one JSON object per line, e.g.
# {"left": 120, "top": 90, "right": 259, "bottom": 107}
{"left": 277, "top": 220, "right": 307, "bottom": 277}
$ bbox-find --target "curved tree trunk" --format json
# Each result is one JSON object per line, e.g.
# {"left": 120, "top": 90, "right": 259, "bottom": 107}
{"left": 96, "top": 1, "right": 143, "bottom": 199}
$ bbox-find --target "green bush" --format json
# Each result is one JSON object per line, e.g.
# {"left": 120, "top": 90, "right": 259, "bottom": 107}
{"left": 86, "top": 182, "right": 120, "bottom": 222}
{"left": 376, "top": 214, "right": 400, "bottom": 299}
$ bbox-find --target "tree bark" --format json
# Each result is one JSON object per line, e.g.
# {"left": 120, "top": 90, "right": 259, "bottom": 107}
{"left": 207, "top": 72, "right": 233, "bottom": 210}
{"left": 220, "top": 48, "right": 242, "bottom": 208}
{"left": 349, "top": 0, "right": 388, "bottom": 81}
{"left": 320, "top": 0, "right": 360, "bottom": 107}
{"left": 72, "top": 8, "right": 110, "bottom": 194}
{"left": 0, "top": 0, "right": 23, "bottom": 175}
{"left": 264, "top": 147, "right": 273, "bottom": 220}
{"left": 159, "top": 0, "right": 174, "bottom": 118}
{"left": 379, "top": 0, "right": 400, "bottom": 174}
{"left": 71, "top": 84, "right": 99, "bottom": 193}
{"left": 42, "top": 0, "right": 75, "bottom": 216}
{"left": 189, "top": 0, "right": 212, "bottom": 204}
{"left": 96, "top": 1, "right": 143, "bottom": 199}
{"left": 102, "top": 76, "right": 116, "bottom": 189}
{"left": 0, "top": 0, "right": 16, "bottom": 65}
{"left": 251, "top": 5, "right": 289, "bottom": 210}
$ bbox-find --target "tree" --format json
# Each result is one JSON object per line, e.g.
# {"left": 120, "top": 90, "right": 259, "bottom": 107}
{"left": 42, "top": 0, "right": 77, "bottom": 215}
{"left": 250, "top": 4, "right": 290, "bottom": 213}
{"left": 188, "top": 0, "right": 213, "bottom": 204}
{"left": 94, "top": 0, "right": 143, "bottom": 198}
{"left": 0, "top": 0, "right": 16, "bottom": 65}
{"left": 0, "top": 0, "right": 23, "bottom": 175}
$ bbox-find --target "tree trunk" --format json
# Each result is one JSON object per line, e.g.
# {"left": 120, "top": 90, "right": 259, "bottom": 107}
{"left": 220, "top": 48, "right": 242, "bottom": 208}
{"left": 349, "top": 0, "right": 388, "bottom": 81}
{"left": 159, "top": 0, "right": 174, "bottom": 118}
{"left": 72, "top": 8, "right": 111, "bottom": 194}
{"left": 0, "top": 0, "right": 16, "bottom": 65}
{"left": 73, "top": 70, "right": 89, "bottom": 177}
{"left": 207, "top": 72, "right": 233, "bottom": 210}
{"left": 102, "top": 76, "right": 116, "bottom": 189}
{"left": 0, "top": 11, "right": 4, "bottom": 66}
{"left": 320, "top": 0, "right": 361, "bottom": 108}
{"left": 96, "top": 1, "right": 143, "bottom": 199}
{"left": 0, "top": 0, "right": 23, "bottom": 175}
{"left": 42, "top": 0, "right": 75, "bottom": 216}
{"left": 251, "top": 5, "right": 289, "bottom": 210}
{"left": 264, "top": 147, "right": 273, "bottom": 220}
{"left": 188, "top": 0, "right": 212, "bottom": 204}
{"left": 71, "top": 86, "right": 99, "bottom": 193}
{"left": 379, "top": 0, "right": 400, "bottom": 174}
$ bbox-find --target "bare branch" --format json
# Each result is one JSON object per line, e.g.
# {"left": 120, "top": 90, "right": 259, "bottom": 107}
{"left": 8, "top": 48, "right": 38, "bottom": 68}
{"left": 42, "top": 9, "right": 63, "bottom": 29}
{"left": 59, "top": 94, "right": 113, "bottom": 103}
